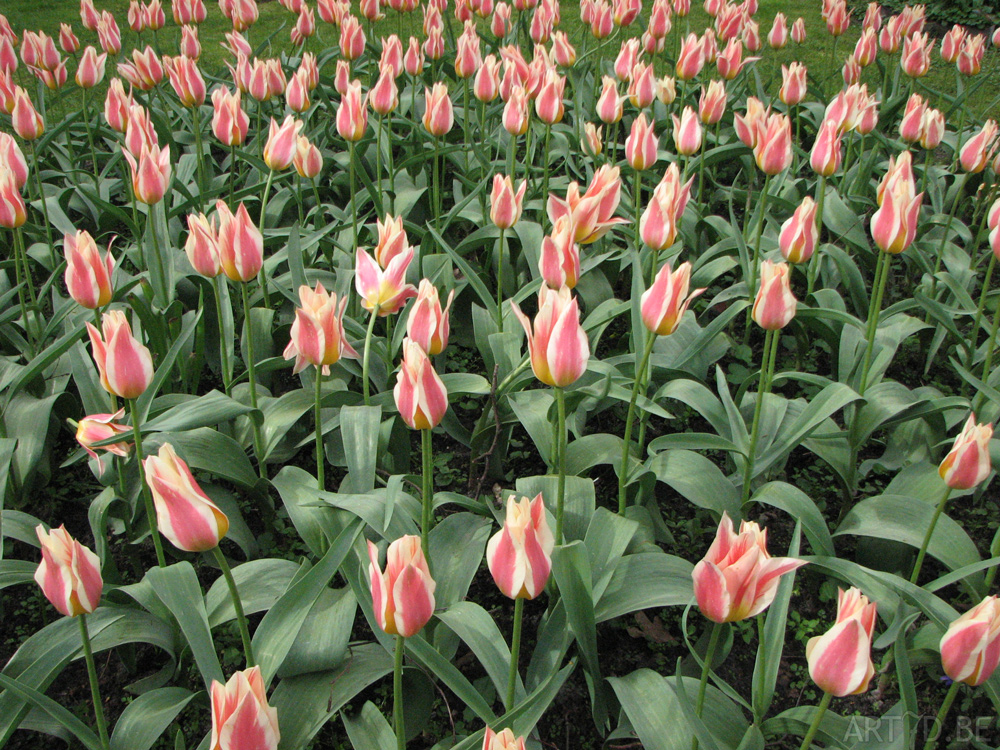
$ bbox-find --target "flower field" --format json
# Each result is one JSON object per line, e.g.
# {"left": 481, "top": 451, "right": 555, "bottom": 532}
{"left": 1, "top": 0, "right": 999, "bottom": 749}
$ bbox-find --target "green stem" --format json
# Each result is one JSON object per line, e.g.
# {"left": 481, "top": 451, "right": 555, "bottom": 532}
{"left": 555, "top": 386, "right": 567, "bottom": 545}
{"left": 192, "top": 104, "right": 206, "bottom": 198}
{"left": 433, "top": 136, "right": 441, "bottom": 227}
{"left": 952, "top": 100, "right": 968, "bottom": 171}
{"left": 797, "top": 692, "right": 832, "bottom": 750}
{"left": 634, "top": 168, "right": 643, "bottom": 253}
{"left": 211, "top": 545, "right": 255, "bottom": 667}
{"left": 148, "top": 202, "right": 169, "bottom": 307}
{"left": 691, "top": 621, "right": 723, "bottom": 750}
{"left": 909, "top": 486, "right": 952, "bottom": 585}
{"left": 14, "top": 225, "right": 37, "bottom": 308}
{"left": 394, "top": 634, "right": 406, "bottom": 750}
{"left": 81, "top": 87, "right": 100, "bottom": 186}
{"left": 212, "top": 275, "right": 232, "bottom": 395}
{"left": 239, "top": 282, "right": 267, "bottom": 480}
{"left": 421, "top": 427, "right": 433, "bottom": 555}
{"left": 859, "top": 251, "right": 891, "bottom": 397}
{"left": 314, "top": 366, "right": 325, "bottom": 491}
{"left": 229, "top": 143, "right": 236, "bottom": 205}
{"left": 930, "top": 180, "right": 964, "bottom": 300}
{"left": 975, "top": 291, "right": 1000, "bottom": 412}
{"left": 128, "top": 398, "right": 167, "bottom": 567}
{"left": 12, "top": 227, "right": 36, "bottom": 355}
{"left": 983, "top": 526, "right": 1000, "bottom": 591}
{"left": 924, "top": 681, "right": 961, "bottom": 750}
{"left": 741, "top": 328, "right": 777, "bottom": 505}
{"left": 78, "top": 614, "right": 110, "bottom": 750}
{"left": 967, "top": 253, "right": 996, "bottom": 372}
{"left": 311, "top": 177, "right": 322, "bottom": 221}
{"left": 257, "top": 169, "right": 274, "bottom": 308}
{"left": 807, "top": 175, "right": 827, "bottom": 298}
{"left": 362, "top": 306, "right": 380, "bottom": 405}
{"left": 749, "top": 173, "right": 773, "bottom": 293}
{"left": 496, "top": 227, "right": 506, "bottom": 332}
{"left": 388, "top": 114, "right": 396, "bottom": 214}
{"left": 376, "top": 114, "right": 384, "bottom": 209}
{"left": 919, "top": 148, "right": 933, "bottom": 203}
{"left": 541, "top": 123, "right": 552, "bottom": 227}
{"left": 28, "top": 140, "right": 56, "bottom": 266}
{"left": 506, "top": 596, "right": 524, "bottom": 710}
{"left": 619, "top": 332, "right": 658, "bottom": 514}
{"left": 462, "top": 77, "right": 471, "bottom": 175}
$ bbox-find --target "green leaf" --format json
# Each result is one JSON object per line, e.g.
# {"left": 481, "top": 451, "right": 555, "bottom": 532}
{"left": 429, "top": 513, "right": 491, "bottom": 609}
{"left": 750, "top": 482, "right": 835, "bottom": 557}
{"left": 145, "top": 429, "right": 259, "bottom": 489}
{"left": 110, "top": 688, "right": 198, "bottom": 750}
{"left": 0, "top": 672, "right": 102, "bottom": 750}
{"left": 135, "top": 310, "right": 202, "bottom": 423}
{"left": 143, "top": 391, "right": 257, "bottom": 432}
{"left": 272, "top": 465, "right": 341, "bottom": 557}
{"left": 646, "top": 450, "right": 740, "bottom": 518}
{"left": 436, "top": 602, "right": 518, "bottom": 704}
{"left": 340, "top": 405, "right": 381, "bottom": 494}
{"left": 205, "top": 559, "right": 300, "bottom": 628}
{"left": 595, "top": 553, "right": 694, "bottom": 622}
{"left": 342, "top": 701, "right": 396, "bottom": 750}
{"left": 405, "top": 635, "right": 497, "bottom": 724}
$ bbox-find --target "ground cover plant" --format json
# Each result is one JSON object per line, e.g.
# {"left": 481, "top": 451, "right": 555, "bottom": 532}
{"left": 1, "top": 0, "right": 1000, "bottom": 749}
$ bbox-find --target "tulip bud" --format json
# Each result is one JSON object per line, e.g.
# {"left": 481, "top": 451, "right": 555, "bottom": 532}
{"left": 901, "top": 32, "right": 933, "bottom": 78}
{"left": 263, "top": 115, "right": 303, "bottom": 170}
{"left": 34, "top": 525, "right": 103, "bottom": 617}
{"left": 596, "top": 75, "right": 624, "bottom": 124}
{"left": 97, "top": 12, "right": 122, "bottom": 56}
{"left": 283, "top": 283, "right": 357, "bottom": 373}
{"left": 165, "top": 55, "right": 206, "bottom": 107}
{"left": 368, "top": 536, "right": 436, "bottom": 637}
{"left": 211, "top": 87, "right": 249, "bottom": 146}
{"left": 582, "top": 122, "right": 603, "bottom": 156}
{"left": 640, "top": 164, "right": 693, "bottom": 251}
{"left": 423, "top": 82, "right": 454, "bottom": 136}
{"left": 768, "top": 13, "right": 788, "bottom": 48}
{"left": 698, "top": 80, "right": 726, "bottom": 125}
{"left": 940, "top": 596, "right": 1000, "bottom": 687}
{"left": 960, "top": 121, "right": 999, "bottom": 174}
{"left": 539, "top": 215, "right": 581, "bottom": 289}
{"left": 0, "top": 133, "right": 27, "bottom": 190}
{"left": 671, "top": 105, "right": 702, "bottom": 156}
{"left": 123, "top": 143, "right": 171, "bottom": 204}
{"left": 625, "top": 112, "right": 658, "bottom": 171}
{"left": 641, "top": 261, "right": 703, "bottom": 335}
{"left": 373, "top": 214, "right": 410, "bottom": 268}
{"left": 217, "top": 201, "right": 263, "bottom": 283}
{"left": 87, "top": 310, "right": 155, "bottom": 399}
{"left": 11, "top": 87, "right": 44, "bottom": 140}
{"left": 754, "top": 113, "right": 793, "bottom": 175}
{"left": 806, "top": 587, "right": 877, "bottom": 696}
{"left": 407, "top": 280, "right": 454, "bottom": 356}
{"left": 779, "top": 196, "right": 818, "bottom": 264}
{"left": 145, "top": 443, "right": 229, "bottom": 552}
{"left": 0, "top": 164, "right": 27, "bottom": 229}
{"left": 486, "top": 493, "right": 554, "bottom": 600}
{"left": 65, "top": 230, "right": 115, "bottom": 309}
{"left": 919, "top": 109, "right": 945, "bottom": 150}
{"left": 511, "top": 284, "right": 589, "bottom": 387}
{"left": 779, "top": 62, "right": 807, "bottom": 106}
{"left": 490, "top": 174, "right": 527, "bottom": 230}
{"left": 810, "top": 119, "right": 843, "bottom": 177}
{"left": 752, "top": 260, "right": 797, "bottom": 330}
{"left": 939, "top": 414, "right": 993, "bottom": 490}
{"left": 547, "top": 165, "right": 627, "bottom": 244}
{"left": 941, "top": 24, "right": 966, "bottom": 64}
{"left": 404, "top": 36, "right": 424, "bottom": 76}
{"left": 676, "top": 33, "right": 704, "bottom": 80}
{"left": 210, "top": 667, "right": 280, "bottom": 750}
{"left": 535, "top": 69, "right": 565, "bottom": 125}
{"left": 898, "top": 93, "right": 926, "bottom": 143}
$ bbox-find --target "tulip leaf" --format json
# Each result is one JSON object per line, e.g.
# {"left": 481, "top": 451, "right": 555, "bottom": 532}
{"left": 204, "top": 559, "right": 300, "bottom": 628}
{"left": 135, "top": 309, "right": 202, "bottom": 423}
{"left": 436, "top": 601, "right": 519, "bottom": 705}
{"left": 273, "top": 466, "right": 347, "bottom": 556}
{"left": 750, "top": 482, "right": 835, "bottom": 557}
{"left": 761, "top": 706, "right": 857, "bottom": 749}
{"left": 0, "top": 672, "right": 102, "bottom": 750}
{"left": 429, "top": 512, "right": 491, "bottom": 609}
{"left": 340, "top": 405, "right": 381, "bottom": 494}
{"left": 646, "top": 450, "right": 741, "bottom": 518}
{"left": 110, "top": 687, "right": 198, "bottom": 750}
{"left": 405, "top": 634, "right": 497, "bottom": 724}
{"left": 429, "top": 226, "right": 498, "bottom": 319}
{"left": 508, "top": 391, "right": 555, "bottom": 466}
{"left": 0, "top": 559, "right": 36, "bottom": 591}
{"left": 594, "top": 552, "right": 694, "bottom": 623}
{"left": 142, "top": 391, "right": 257, "bottom": 433}
{"left": 584, "top": 508, "right": 638, "bottom": 602}
{"left": 147, "top": 562, "right": 224, "bottom": 689}
{"left": 342, "top": 701, "right": 396, "bottom": 750}
{"left": 143, "top": 428, "right": 259, "bottom": 490}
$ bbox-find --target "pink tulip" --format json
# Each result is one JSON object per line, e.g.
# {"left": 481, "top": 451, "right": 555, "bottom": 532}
{"left": 473, "top": 55, "right": 501, "bottom": 103}
{"left": 898, "top": 93, "right": 926, "bottom": 143}
{"left": 128, "top": 0, "right": 148, "bottom": 32}
{"left": 34, "top": 525, "right": 103, "bottom": 617}
{"left": 124, "top": 103, "right": 158, "bottom": 157}
{"left": 184, "top": 212, "right": 221, "bottom": 277}
{"left": 87, "top": 310, "right": 154, "bottom": 399}
{"left": 640, "top": 166, "right": 693, "bottom": 252}
{"left": 753, "top": 113, "right": 793, "bottom": 175}
{"left": 511, "top": 284, "right": 589, "bottom": 388}
{"left": 539, "top": 216, "right": 581, "bottom": 289}
{"left": 590, "top": 0, "right": 613, "bottom": 39}
{"left": 217, "top": 201, "right": 263, "bottom": 283}
{"left": 940, "top": 596, "right": 1000, "bottom": 687}
{"left": 0, "top": 133, "right": 27, "bottom": 190}
{"left": 582, "top": 123, "right": 603, "bottom": 157}
{"left": 790, "top": 16, "right": 806, "bottom": 42}
{"left": 871, "top": 156, "right": 922, "bottom": 254}
{"left": 290, "top": 5, "right": 316, "bottom": 45}
{"left": 535, "top": 69, "right": 565, "bottom": 125}
{"left": 752, "top": 260, "right": 797, "bottom": 330}
{"left": 0, "top": 165, "right": 26, "bottom": 229}
{"left": 810, "top": 119, "right": 843, "bottom": 177}
{"left": 11, "top": 87, "right": 44, "bottom": 140}
{"left": 626, "top": 61, "right": 656, "bottom": 109}
{"left": 768, "top": 12, "right": 788, "bottom": 48}
{"left": 104, "top": 79, "right": 133, "bottom": 133}
{"left": 842, "top": 55, "right": 861, "bottom": 86}
{"left": 81, "top": 0, "right": 101, "bottom": 31}
{"left": 717, "top": 37, "right": 756, "bottom": 80}
{"left": 283, "top": 283, "right": 357, "bottom": 374}
{"left": 941, "top": 24, "right": 966, "bottom": 64}
{"left": 423, "top": 82, "right": 454, "bottom": 136}
{"left": 97, "top": 12, "right": 122, "bottom": 56}
{"left": 407, "top": 280, "right": 454, "bottom": 356}
{"left": 698, "top": 80, "right": 726, "bottom": 125}
{"left": 368, "top": 535, "right": 436, "bottom": 637}
{"left": 734, "top": 96, "right": 766, "bottom": 148}
{"left": 625, "top": 112, "right": 658, "bottom": 171}
{"left": 939, "top": 414, "right": 993, "bottom": 490}
{"left": 292, "top": 135, "right": 322, "bottom": 179}
{"left": 958, "top": 34, "right": 986, "bottom": 76}
{"left": 779, "top": 62, "right": 806, "bottom": 106}
{"left": 492, "top": 2, "right": 512, "bottom": 36}
{"left": 76, "top": 410, "right": 132, "bottom": 468}
{"left": 641, "top": 261, "right": 703, "bottom": 335}
{"left": 595, "top": 76, "right": 624, "bottom": 124}
{"left": 76, "top": 46, "right": 108, "bottom": 89}
{"left": 165, "top": 55, "right": 205, "bottom": 107}
{"left": 960, "top": 121, "right": 999, "bottom": 173}
{"left": 806, "top": 587, "right": 877, "bottom": 696}
{"left": 123, "top": 143, "right": 171, "bottom": 205}
{"left": 547, "top": 165, "right": 627, "bottom": 244}
{"left": 210, "top": 667, "right": 280, "bottom": 750}
{"left": 854, "top": 27, "right": 877, "bottom": 67}
{"left": 692, "top": 512, "right": 806, "bottom": 623}
{"left": 403, "top": 36, "right": 424, "bottom": 76}
{"left": 145, "top": 443, "right": 229, "bottom": 552}
{"left": 369, "top": 64, "right": 398, "bottom": 116}
{"left": 59, "top": 24, "right": 80, "bottom": 55}
{"left": 182, "top": 25, "right": 203, "bottom": 60}
{"left": 263, "top": 115, "right": 303, "bottom": 171}
{"left": 394, "top": 338, "right": 449, "bottom": 430}
{"left": 285, "top": 69, "right": 311, "bottom": 113}
{"left": 824, "top": 0, "right": 851, "bottom": 36}
{"left": 212, "top": 87, "right": 249, "bottom": 146}
{"left": 484, "top": 727, "right": 526, "bottom": 750}
{"left": 356, "top": 246, "right": 418, "bottom": 316}
{"left": 0, "top": 37, "right": 16, "bottom": 76}
{"left": 65, "top": 230, "right": 115, "bottom": 309}
{"left": 338, "top": 15, "right": 365, "bottom": 60}
{"left": 779, "top": 196, "right": 818, "bottom": 264}
{"left": 901, "top": 32, "right": 933, "bottom": 78}
{"left": 486, "top": 493, "right": 553, "bottom": 600}
{"left": 373, "top": 214, "right": 410, "bottom": 268}
{"left": 490, "top": 174, "right": 527, "bottom": 229}
{"left": 145, "top": 0, "right": 166, "bottom": 30}
{"left": 671, "top": 105, "right": 703, "bottom": 156}
{"left": 613, "top": 38, "right": 639, "bottom": 81}
{"left": 173, "top": 0, "right": 208, "bottom": 25}
{"left": 675, "top": 33, "right": 704, "bottom": 80}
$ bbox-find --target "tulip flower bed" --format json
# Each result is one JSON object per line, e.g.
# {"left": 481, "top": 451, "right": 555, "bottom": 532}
{"left": 4, "top": 0, "right": 1000, "bottom": 748}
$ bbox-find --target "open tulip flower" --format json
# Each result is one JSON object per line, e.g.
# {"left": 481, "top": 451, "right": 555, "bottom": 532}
{"left": 406, "top": 279, "right": 454, "bottom": 356}
{"left": 283, "top": 283, "right": 358, "bottom": 374}
{"left": 547, "top": 164, "right": 627, "bottom": 244}
{"left": 76, "top": 410, "right": 131, "bottom": 467}
{"left": 355, "top": 246, "right": 418, "bottom": 316}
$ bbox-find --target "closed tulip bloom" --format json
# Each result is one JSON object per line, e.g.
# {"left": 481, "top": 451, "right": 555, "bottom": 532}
{"left": 339, "top": 15, "right": 365, "bottom": 60}
{"left": 403, "top": 36, "right": 424, "bottom": 76}
{"left": 11, "top": 87, "right": 43, "bottom": 140}
{"left": 179, "top": 26, "right": 200, "bottom": 60}
{"left": 825, "top": 0, "right": 851, "bottom": 36}
{"left": 779, "top": 62, "right": 806, "bottom": 105}
{"left": 657, "top": 75, "right": 677, "bottom": 105}
{"left": 810, "top": 119, "right": 843, "bottom": 177}
{"left": 0, "top": 38, "right": 15, "bottom": 77}
{"left": 292, "top": 135, "right": 322, "bottom": 179}
{"left": 875, "top": 151, "right": 916, "bottom": 206}
{"left": 34, "top": 525, "right": 103, "bottom": 617}
{"left": 641, "top": 261, "right": 703, "bottom": 335}
{"left": 699, "top": 80, "right": 726, "bottom": 125}
{"left": 263, "top": 115, "right": 303, "bottom": 170}
{"left": 994, "top": 26, "right": 1000, "bottom": 48}
{"left": 590, "top": 0, "right": 613, "bottom": 39}
{"left": 120, "top": 46, "right": 164, "bottom": 90}
{"left": 216, "top": 201, "right": 263, "bottom": 283}
{"left": 490, "top": 174, "right": 527, "bottom": 229}
{"left": 486, "top": 493, "right": 553, "bottom": 600}
{"left": 124, "top": 143, "right": 171, "bottom": 204}
{"left": 129, "top": 1, "right": 147, "bottom": 31}
{"left": 870, "top": 164, "right": 922, "bottom": 254}
{"left": 627, "top": 61, "right": 656, "bottom": 109}
{"left": 919, "top": 109, "right": 945, "bottom": 150}
{"left": 87, "top": 310, "right": 154, "bottom": 399}
{"left": 539, "top": 215, "right": 581, "bottom": 289}
{"left": 394, "top": 338, "right": 449, "bottom": 430}
{"left": 901, "top": 32, "right": 933, "bottom": 78}
{"left": 492, "top": 2, "right": 512, "bottom": 36}
{"left": 359, "top": 0, "right": 383, "bottom": 22}
{"left": 752, "top": 260, "right": 797, "bottom": 329}
{"left": 502, "top": 86, "right": 530, "bottom": 136}
{"left": 511, "top": 284, "right": 589, "bottom": 388}
{"left": 768, "top": 13, "right": 788, "bottom": 48}
{"left": 958, "top": 34, "right": 986, "bottom": 76}
{"left": 76, "top": 46, "right": 107, "bottom": 88}
{"left": 210, "top": 667, "right": 280, "bottom": 750}
{"left": 960, "top": 121, "right": 999, "bottom": 173}
{"left": 102, "top": 79, "right": 130, "bottom": 133}
{"left": 692, "top": 512, "right": 806, "bottom": 623}
{"left": 551, "top": 31, "right": 576, "bottom": 66}
{"left": 879, "top": 16, "right": 902, "bottom": 53}
{"left": 640, "top": 164, "right": 693, "bottom": 251}
{"left": 407, "top": 280, "right": 454, "bottom": 355}
{"left": 81, "top": 0, "right": 101, "bottom": 31}
{"left": 898, "top": 93, "right": 926, "bottom": 143}
{"left": 285, "top": 68, "right": 310, "bottom": 113}
{"left": 625, "top": 112, "right": 658, "bottom": 170}
{"left": 582, "top": 122, "right": 603, "bottom": 156}
{"left": 379, "top": 36, "right": 402, "bottom": 79}
{"left": 124, "top": 103, "right": 158, "bottom": 157}
{"left": 713, "top": 3, "right": 742, "bottom": 40}
{"left": 676, "top": 33, "right": 704, "bottom": 80}
{"left": 65, "top": 230, "right": 115, "bottom": 309}
{"left": 734, "top": 96, "right": 766, "bottom": 148}
{"left": 806, "top": 587, "right": 877, "bottom": 696}
{"left": 145, "top": 443, "right": 229, "bottom": 552}
{"left": 940, "top": 596, "right": 1000, "bottom": 687}
{"left": 647, "top": 0, "right": 671, "bottom": 38}
{"left": 791, "top": 16, "right": 806, "bottom": 42}
{"left": 473, "top": 55, "right": 500, "bottom": 102}
{"left": 548, "top": 165, "right": 627, "bottom": 244}
{"left": 423, "top": 27, "right": 445, "bottom": 60}
{"left": 165, "top": 55, "right": 205, "bottom": 107}
{"left": 842, "top": 55, "right": 861, "bottom": 86}
{"left": 211, "top": 87, "right": 249, "bottom": 146}
{"left": 185, "top": 212, "right": 221, "bottom": 277}
{"left": 423, "top": 83, "right": 454, "bottom": 136}
{"left": 76, "top": 410, "right": 132, "bottom": 467}
{"left": 0, "top": 165, "right": 26, "bottom": 229}
{"left": 754, "top": 113, "right": 793, "bottom": 175}
{"left": 672, "top": 106, "right": 703, "bottom": 156}
{"left": 455, "top": 25, "right": 481, "bottom": 79}
{"left": 596, "top": 76, "right": 624, "bottom": 124}
{"left": 290, "top": 5, "right": 316, "bottom": 44}
{"left": 146, "top": 0, "right": 166, "bottom": 30}
{"left": 355, "top": 246, "right": 418, "bottom": 315}
{"left": 368, "top": 535, "right": 436, "bottom": 637}
{"left": 779, "top": 196, "right": 818, "bottom": 264}
{"left": 702, "top": 28, "right": 719, "bottom": 63}
{"left": 283, "top": 283, "right": 357, "bottom": 373}
{"left": 854, "top": 27, "right": 877, "bottom": 66}
{"left": 373, "top": 214, "right": 410, "bottom": 268}
{"left": 369, "top": 65, "right": 398, "bottom": 115}
{"left": 97, "top": 12, "right": 122, "bottom": 56}
{"left": 173, "top": 0, "right": 208, "bottom": 25}
{"left": 941, "top": 24, "right": 966, "bottom": 63}
{"left": 939, "top": 414, "right": 993, "bottom": 490}
{"left": 0, "top": 133, "right": 27, "bottom": 190}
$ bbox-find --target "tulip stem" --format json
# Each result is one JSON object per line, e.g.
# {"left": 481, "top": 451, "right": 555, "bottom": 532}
{"left": 239, "top": 283, "right": 267, "bottom": 480}
{"left": 983, "top": 526, "right": 1000, "bottom": 592}
{"left": 966, "top": 252, "right": 996, "bottom": 373}
{"left": 909, "top": 486, "right": 952, "bottom": 585}
{"left": 743, "top": 172, "right": 772, "bottom": 345}
{"left": 541, "top": 123, "right": 552, "bottom": 227}
{"left": 741, "top": 328, "right": 778, "bottom": 506}
{"left": 211, "top": 545, "right": 255, "bottom": 667}
{"left": 421, "top": 427, "right": 433, "bottom": 556}
{"left": 315, "top": 367, "right": 325, "bottom": 491}
{"left": 796, "top": 691, "right": 832, "bottom": 750}
{"left": 859, "top": 250, "right": 891, "bottom": 397}
{"left": 148, "top": 202, "right": 169, "bottom": 307}
{"left": 79, "top": 614, "right": 110, "bottom": 750}
{"left": 807, "top": 175, "right": 827, "bottom": 299}
{"left": 496, "top": 227, "right": 506, "bottom": 332}
{"left": 691, "top": 621, "right": 723, "bottom": 750}
{"left": 974, "top": 290, "right": 1000, "bottom": 414}
{"left": 924, "top": 680, "right": 961, "bottom": 750}
{"left": 229, "top": 143, "right": 236, "bottom": 205}
{"left": 81, "top": 87, "right": 100, "bottom": 187}
{"left": 11, "top": 229, "right": 34, "bottom": 356}
{"left": 362, "top": 306, "right": 380, "bottom": 406}
{"left": 127, "top": 398, "right": 167, "bottom": 568}
{"left": 394, "top": 634, "right": 406, "bottom": 750}
{"left": 257, "top": 169, "right": 274, "bottom": 309}
{"left": 506, "top": 596, "right": 524, "bottom": 711}
{"left": 27, "top": 140, "right": 56, "bottom": 267}
{"left": 930, "top": 180, "right": 965, "bottom": 302}
{"left": 192, "top": 105, "right": 207, "bottom": 199}
{"left": 212, "top": 275, "right": 232, "bottom": 395}
{"left": 349, "top": 140, "right": 358, "bottom": 250}
{"left": 555, "top": 386, "right": 567, "bottom": 545}
{"left": 633, "top": 168, "right": 642, "bottom": 254}
{"left": 619, "top": 331, "right": 658, "bottom": 514}
{"left": 376, "top": 114, "right": 384, "bottom": 209}
{"left": 433, "top": 136, "right": 441, "bottom": 228}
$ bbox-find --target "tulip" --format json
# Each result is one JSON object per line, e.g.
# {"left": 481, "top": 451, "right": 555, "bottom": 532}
{"left": 423, "top": 26, "right": 444, "bottom": 59}
{"left": 640, "top": 164, "right": 693, "bottom": 252}
{"left": 407, "top": 280, "right": 454, "bottom": 356}
{"left": 717, "top": 37, "right": 755, "bottom": 80}
{"left": 702, "top": 28, "right": 719, "bottom": 63}
{"left": 164, "top": 55, "right": 205, "bottom": 107}
{"left": 0, "top": 38, "right": 15, "bottom": 77}
{"left": 292, "top": 136, "right": 322, "bottom": 180}
{"left": 356, "top": 246, "right": 418, "bottom": 316}
{"left": 698, "top": 80, "right": 726, "bottom": 125}
{"left": 474, "top": 55, "right": 501, "bottom": 102}
{"left": 393, "top": 338, "right": 449, "bottom": 430}
{"left": 552, "top": 31, "right": 576, "bottom": 66}
{"left": 870, "top": 166, "right": 922, "bottom": 255}
{"left": 282, "top": 283, "right": 357, "bottom": 374}
{"left": 898, "top": 93, "right": 926, "bottom": 143}
{"left": 671, "top": 105, "right": 703, "bottom": 156}
{"left": 743, "top": 19, "right": 762, "bottom": 52}
{"left": 403, "top": 36, "right": 424, "bottom": 76}
{"left": 423, "top": 82, "right": 454, "bottom": 136}
{"left": 595, "top": 76, "right": 624, "bottom": 124}
{"left": 590, "top": 0, "right": 613, "bottom": 39}
{"left": 210, "top": 667, "right": 280, "bottom": 750}
{"left": 539, "top": 216, "right": 580, "bottom": 289}
{"left": 511, "top": 284, "right": 589, "bottom": 388}
{"left": 791, "top": 16, "right": 806, "bottom": 43}
{"left": 734, "top": 96, "right": 766, "bottom": 148}
{"left": 59, "top": 24, "right": 80, "bottom": 55}
{"left": 582, "top": 123, "right": 603, "bottom": 157}
{"left": 76, "top": 46, "right": 107, "bottom": 89}
{"left": 11, "top": 87, "right": 43, "bottom": 140}
{"left": 492, "top": 2, "right": 512, "bottom": 36}
{"left": 76, "top": 410, "right": 132, "bottom": 468}
{"left": 124, "top": 103, "right": 158, "bottom": 157}
{"left": 919, "top": 109, "right": 945, "bottom": 150}
{"left": 291, "top": 5, "right": 316, "bottom": 45}
{"left": 768, "top": 13, "right": 788, "bottom": 48}
{"left": 941, "top": 24, "right": 966, "bottom": 63}
{"left": 548, "top": 165, "right": 627, "bottom": 244}
{"left": 676, "top": 33, "right": 704, "bottom": 80}
{"left": 753, "top": 113, "right": 793, "bottom": 175}
{"left": 535, "top": 70, "right": 565, "bottom": 125}
{"left": 854, "top": 27, "right": 877, "bottom": 66}
{"left": 217, "top": 201, "right": 263, "bottom": 283}
{"left": 490, "top": 174, "right": 527, "bottom": 229}
{"left": 842, "top": 55, "right": 861, "bottom": 86}
{"left": 285, "top": 69, "right": 311, "bottom": 113}
{"left": 211, "top": 87, "right": 249, "bottom": 146}
{"left": 625, "top": 113, "right": 658, "bottom": 171}
{"left": 486, "top": 493, "right": 553, "bottom": 600}
{"left": 641, "top": 261, "right": 702, "bottom": 335}
{"left": 146, "top": 0, "right": 166, "bottom": 30}
{"left": 368, "top": 535, "right": 436, "bottom": 637}
{"left": 0, "top": 133, "right": 27, "bottom": 190}
{"left": 182, "top": 213, "right": 220, "bottom": 280}
{"left": 752, "top": 260, "right": 797, "bottom": 330}
{"left": 65, "top": 230, "right": 115, "bottom": 309}
{"left": 939, "top": 414, "right": 993, "bottom": 490}
{"left": 129, "top": 1, "right": 148, "bottom": 32}
{"left": 810, "top": 119, "right": 843, "bottom": 177}
{"left": 97, "top": 12, "right": 122, "bottom": 56}
{"left": 613, "top": 38, "right": 639, "bottom": 81}
{"left": 714, "top": 3, "right": 742, "bottom": 40}
{"left": 806, "top": 587, "right": 877, "bottom": 696}
{"left": 372, "top": 214, "right": 410, "bottom": 268}
{"left": 825, "top": 0, "right": 851, "bottom": 36}
{"left": 81, "top": 0, "right": 101, "bottom": 31}
{"left": 779, "top": 62, "right": 806, "bottom": 105}
{"left": 455, "top": 25, "right": 481, "bottom": 79}
{"left": 87, "top": 310, "right": 154, "bottom": 400}
{"left": 657, "top": 75, "right": 677, "bottom": 106}
{"left": 368, "top": 65, "right": 398, "bottom": 116}
{"left": 34, "top": 525, "right": 103, "bottom": 617}
{"left": 339, "top": 15, "right": 365, "bottom": 60}
{"left": 901, "top": 32, "right": 933, "bottom": 78}
{"left": 359, "top": 0, "right": 383, "bottom": 22}
{"left": 779, "top": 196, "right": 818, "bottom": 264}
{"left": 124, "top": 143, "right": 171, "bottom": 205}
{"left": 958, "top": 34, "right": 986, "bottom": 76}
{"left": 940, "top": 596, "right": 1000, "bottom": 687}
{"left": 960, "top": 121, "right": 999, "bottom": 173}
{"left": 692, "top": 512, "right": 807, "bottom": 623}
{"left": 484, "top": 727, "right": 526, "bottom": 750}
{"left": 174, "top": 0, "right": 208, "bottom": 24}
{"left": 0, "top": 165, "right": 26, "bottom": 229}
